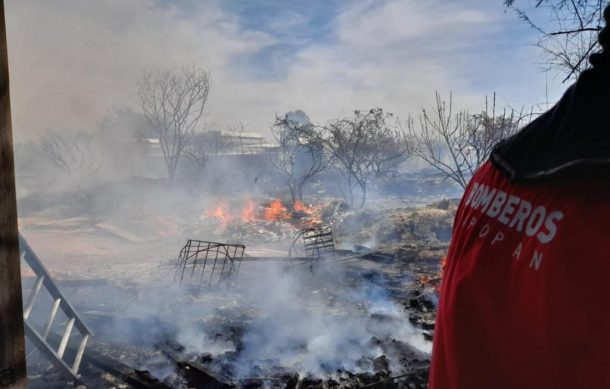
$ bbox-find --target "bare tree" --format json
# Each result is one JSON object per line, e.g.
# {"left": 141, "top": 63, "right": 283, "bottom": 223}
{"left": 322, "top": 108, "right": 410, "bottom": 207}
{"left": 407, "top": 92, "right": 524, "bottom": 189}
{"left": 35, "top": 130, "right": 101, "bottom": 197}
{"left": 505, "top": 0, "right": 606, "bottom": 81}
{"left": 271, "top": 111, "right": 326, "bottom": 204}
{"left": 138, "top": 65, "right": 211, "bottom": 183}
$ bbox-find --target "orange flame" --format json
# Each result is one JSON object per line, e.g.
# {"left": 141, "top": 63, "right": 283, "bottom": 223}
{"left": 293, "top": 201, "right": 323, "bottom": 228}
{"left": 294, "top": 200, "right": 306, "bottom": 212}
{"left": 202, "top": 198, "right": 324, "bottom": 227}
{"left": 208, "top": 200, "right": 231, "bottom": 228}
{"left": 264, "top": 199, "right": 290, "bottom": 222}
{"left": 241, "top": 199, "right": 257, "bottom": 223}
{"left": 440, "top": 256, "right": 447, "bottom": 273}
{"left": 418, "top": 256, "right": 448, "bottom": 293}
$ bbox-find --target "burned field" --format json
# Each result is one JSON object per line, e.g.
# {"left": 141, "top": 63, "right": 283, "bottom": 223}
{"left": 19, "top": 195, "right": 455, "bottom": 389}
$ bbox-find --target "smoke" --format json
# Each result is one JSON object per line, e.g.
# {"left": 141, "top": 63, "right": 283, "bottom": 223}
{"left": 94, "top": 257, "right": 430, "bottom": 382}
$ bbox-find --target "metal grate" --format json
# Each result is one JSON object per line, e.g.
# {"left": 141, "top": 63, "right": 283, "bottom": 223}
{"left": 19, "top": 234, "right": 93, "bottom": 381}
{"left": 174, "top": 240, "right": 245, "bottom": 287}
{"left": 301, "top": 227, "right": 335, "bottom": 258}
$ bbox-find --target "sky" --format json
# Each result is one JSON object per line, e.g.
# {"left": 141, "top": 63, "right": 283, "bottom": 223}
{"left": 5, "top": 0, "right": 566, "bottom": 141}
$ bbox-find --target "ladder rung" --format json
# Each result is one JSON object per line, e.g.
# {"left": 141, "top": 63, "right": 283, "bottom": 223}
{"left": 71, "top": 334, "right": 89, "bottom": 374}
{"left": 42, "top": 298, "right": 61, "bottom": 339}
{"left": 57, "top": 318, "right": 74, "bottom": 358}
{"left": 24, "top": 321, "right": 79, "bottom": 381}
{"left": 23, "top": 275, "right": 45, "bottom": 319}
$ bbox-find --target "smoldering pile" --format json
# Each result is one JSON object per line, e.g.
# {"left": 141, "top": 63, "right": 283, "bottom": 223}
{"left": 57, "top": 256, "right": 435, "bottom": 389}
{"left": 23, "top": 198, "right": 453, "bottom": 389}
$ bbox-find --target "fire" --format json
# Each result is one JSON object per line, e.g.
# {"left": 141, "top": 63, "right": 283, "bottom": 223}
{"left": 264, "top": 199, "right": 290, "bottom": 222}
{"left": 241, "top": 199, "right": 257, "bottom": 223}
{"left": 208, "top": 200, "right": 231, "bottom": 228}
{"left": 418, "top": 256, "right": 448, "bottom": 293}
{"left": 440, "top": 256, "right": 447, "bottom": 274}
{"left": 292, "top": 200, "right": 323, "bottom": 228}
{"left": 294, "top": 200, "right": 306, "bottom": 212}
{"left": 202, "top": 198, "right": 324, "bottom": 227}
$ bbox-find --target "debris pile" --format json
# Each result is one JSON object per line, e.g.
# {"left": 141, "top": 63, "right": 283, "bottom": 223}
{"left": 21, "top": 197, "right": 459, "bottom": 388}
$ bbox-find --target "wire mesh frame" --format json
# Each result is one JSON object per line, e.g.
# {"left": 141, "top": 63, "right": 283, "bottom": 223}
{"left": 288, "top": 227, "right": 336, "bottom": 259}
{"left": 174, "top": 240, "right": 245, "bottom": 287}
{"left": 302, "top": 227, "right": 335, "bottom": 258}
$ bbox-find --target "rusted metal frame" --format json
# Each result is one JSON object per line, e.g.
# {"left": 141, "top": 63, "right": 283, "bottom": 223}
{"left": 233, "top": 246, "right": 244, "bottom": 284}
{"left": 303, "top": 230, "right": 335, "bottom": 258}
{"left": 304, "top": 242, "right": 335, "bottom": 250}
{"left": 176, "top": 244, "right": 188, "bottom": 267}
{"left": 175, "top": 240, "right": 246, "bottom": 286}
{"left": 218, "top": 246, "right": 230, "bottom": 283}
{"left": 178, "top": 239, "right": 192, "bottom": 283}
{"left": 208, "top": 247, "right": 221, "bottom": 287}
{"left": 188, "top": 240, "right": 198, "bottom": 282}
{"left": 199, "top": 241, "right": 211, "bottom": 283}
{"left": 303, "top": 231, "right": 333, "bottom": 240}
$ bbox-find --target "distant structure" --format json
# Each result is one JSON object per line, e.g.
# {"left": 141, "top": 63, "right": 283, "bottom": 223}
{"left": 140, "top": 130, "right": 273, "bottom": 157}
{"left": 133, "top": 130, "right": 275, "bottom": 179}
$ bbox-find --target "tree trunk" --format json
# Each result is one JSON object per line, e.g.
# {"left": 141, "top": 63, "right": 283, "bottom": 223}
{"left": 358, "top": 182, "right": 367, "bottom": 208}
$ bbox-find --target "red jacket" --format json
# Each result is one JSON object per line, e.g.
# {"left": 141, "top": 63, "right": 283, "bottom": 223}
{"left": 430, "top": 161, "right": 610, "bottom": 388}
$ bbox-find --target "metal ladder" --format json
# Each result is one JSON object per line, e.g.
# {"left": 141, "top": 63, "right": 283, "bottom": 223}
{"left": 19, "top": 234, "right": 93, "bottom": 381}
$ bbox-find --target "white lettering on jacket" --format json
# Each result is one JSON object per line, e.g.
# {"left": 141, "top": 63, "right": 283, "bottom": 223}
{"left": 463, "top": 183, "right": 564, "bottom": 244}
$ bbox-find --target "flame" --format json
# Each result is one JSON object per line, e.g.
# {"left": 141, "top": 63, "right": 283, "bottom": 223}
{"left": 208, "top": 199, "right": 231, "bottom": 228}
{"left": 417, "top": 256, "right": 448, "bottom": 293}
{"left": 264, "top": 199, "right": 290, "bottom": 222}
{"left": 294, "top": 200, "right": 306, "bottom": 212}
{"left": 202, "top": 198, "right": 323, "bottom": 227}
{"left": 440, "top": 256, "right": 447, "bottom": 273}
{"left": 292, "top": 200, "right": 323, "bottom": 228}
{"left": 241, "top": 199, "right": 257, "bottom": 223}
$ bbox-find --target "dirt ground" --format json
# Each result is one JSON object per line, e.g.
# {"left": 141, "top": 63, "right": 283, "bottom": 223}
{"left": 19, "top": 199, "right": 454, "bottom": 389}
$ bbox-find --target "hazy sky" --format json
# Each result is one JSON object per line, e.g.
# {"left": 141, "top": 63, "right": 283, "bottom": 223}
{"left": 6, "top": 0, "right": 563, "bottom": 141}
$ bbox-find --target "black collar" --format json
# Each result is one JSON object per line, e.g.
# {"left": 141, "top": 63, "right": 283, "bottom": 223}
{"left": 491, "top": 67, "right": 610, "bottom": 184}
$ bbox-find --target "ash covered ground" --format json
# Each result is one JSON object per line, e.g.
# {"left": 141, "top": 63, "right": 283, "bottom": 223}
{"left": 19, "top": 179, "right": 458, "bottom": 389}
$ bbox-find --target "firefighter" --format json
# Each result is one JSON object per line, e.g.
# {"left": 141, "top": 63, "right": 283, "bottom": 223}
{"left": 430, "top": 6, "right": 610, "bottom": 389}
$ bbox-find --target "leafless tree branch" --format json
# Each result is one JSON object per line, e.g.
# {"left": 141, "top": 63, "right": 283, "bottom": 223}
{"left": 505, "top": 0, "right": 606, "bottom": 81}
{"left": 407, "top": 92, "right": 525, "bottom": 189}
{"left": 271, "top": 113, "right": 327, "bottom": 204}
{"left": 321, "top": 108, "right": 410, "bottom": 207}
{"left": 138, "top": 65, "right": 210, "bottom": 182}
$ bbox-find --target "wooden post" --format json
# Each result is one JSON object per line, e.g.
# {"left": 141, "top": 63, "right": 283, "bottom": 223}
{"left": 0, "top": 0, "right": 27, "bottom": 387}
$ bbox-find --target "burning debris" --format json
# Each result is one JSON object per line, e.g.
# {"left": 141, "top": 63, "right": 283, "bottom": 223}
{"left": 18, "top": 195, "right": 455, "bottom": 389}
{"left": 203, "top": 198, "right": 324, "bottom": 231}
